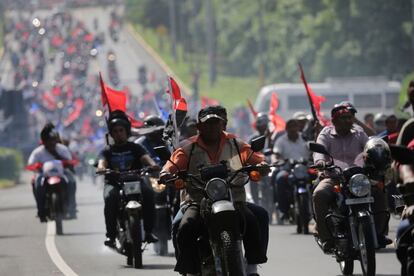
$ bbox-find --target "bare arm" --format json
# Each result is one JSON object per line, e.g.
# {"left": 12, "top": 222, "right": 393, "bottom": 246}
{"left": 97, "top": 159, "right": 108, "bottom": 172}
{"left": 354, "top": 117, "right": 376, "bottom": 137}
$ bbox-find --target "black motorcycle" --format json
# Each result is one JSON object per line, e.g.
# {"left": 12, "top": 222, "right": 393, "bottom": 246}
{"left": 147, "top": 172, "right": 172, "bottom": 256}
{"left": 156, "top": 136, "right": 266, "bottom": 276}
{"left": 288, "top": 159, "right": 315, "bottom": 234}
{"left": 309, "top": 142, "right": 378, "bottom": 276}
{"left": 97, "top": 168, "right": 150, "bottom": 269}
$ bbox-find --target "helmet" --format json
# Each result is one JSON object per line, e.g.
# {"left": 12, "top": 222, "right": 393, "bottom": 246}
{"left": 108, "top": 110, "right": 131, "bottom": 136}
{"left": 338, "top": 101, "right": 357, "bottom": 114}
{"left": 363, "top": 137, "right": 391, "bottom": 173}
{"left": 40, "top": 123, "right": 59, "bottom": 142}
{"left": 144, "top": 115, "right": 164, "bottom": 127}
{"left": 331, "top": 101, "right": 356, "bottom": 118}
{"left": 256, "top": 112, "right": 269, "bottom": 126}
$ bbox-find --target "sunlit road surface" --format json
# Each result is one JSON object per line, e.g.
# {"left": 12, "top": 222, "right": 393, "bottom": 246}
{"left": 0, "top": 5, "right": 401, "bottom": 276}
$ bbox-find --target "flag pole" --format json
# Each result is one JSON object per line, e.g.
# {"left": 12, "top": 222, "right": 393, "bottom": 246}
{"left": 298, "top": 62, "right": 319, "bottom": 124}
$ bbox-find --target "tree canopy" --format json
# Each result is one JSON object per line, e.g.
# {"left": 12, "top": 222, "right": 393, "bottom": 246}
{"left": 126, "top": 0, "right": 413, "bottom": 83}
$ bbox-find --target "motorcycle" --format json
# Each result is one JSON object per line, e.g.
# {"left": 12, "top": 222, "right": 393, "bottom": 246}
{"left": 309, "top": 142, "right": 378, "bottom": 276}
{"left": 155, "top": 136, "right": 266, "bottom": 276}
{"left": 148, "top": 172, "right": 172, "bottom": 256}
{"left": 97, "top": 168, "right": 151, "bottom": 269}
{"left": 26, "top": 159, "right": 77, "bottom": 235}
{"left": 285, "top": 159, "right": 316, "bottom": 234}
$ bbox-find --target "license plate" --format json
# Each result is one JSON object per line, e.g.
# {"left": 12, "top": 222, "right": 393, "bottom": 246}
{"left": 345, "top": 197, "right": 374, "bottom": 205}
{"left": 124, "top": 181, "right": 141, "bottom": 195}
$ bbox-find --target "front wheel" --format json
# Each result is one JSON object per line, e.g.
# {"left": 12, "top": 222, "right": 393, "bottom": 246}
{"left": 128, "top": 215, "right": 142, "bottom": 268}
{"left": 51, "top": 192, "right": 63, "bottom": 235}
{"left": 339, "top": 260, "right": 354, "bottom": 276}
{"left": 217, "top": 230, "right": 245, "bottom": 276}
{"left": 358, "top": 217, "right": 376, "bottom": 276}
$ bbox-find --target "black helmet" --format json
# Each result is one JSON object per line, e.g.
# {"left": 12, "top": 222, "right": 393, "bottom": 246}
{"left": 144, "top": 115, "right": 164, "bottom": 127}
{"left": 331, "top": 101, "right": 356, "bottom": 119}
{"left": 108, "top": 110, "right": 131, "bottom": 136}
{"left": 40, "top": 123, "right": 60, "bottom": 142}
{"left": 256, "top": 112, "right": 269, "bottom": 126}
{"left": 363, "top": 137, "right": 391, "bottom": 173}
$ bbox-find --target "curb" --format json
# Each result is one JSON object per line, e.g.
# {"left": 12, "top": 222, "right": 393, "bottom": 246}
{"left": 126, "top": 23, "right": 191, "bottom": 96}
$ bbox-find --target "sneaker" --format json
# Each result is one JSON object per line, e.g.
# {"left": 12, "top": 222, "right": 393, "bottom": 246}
{"left": 39, "top": 216, "right": 47, "bottom": 223}
{"left": 104, "top": 237, "right": 116, "bottom": 248}
{"left": 144, "top": 232, "right": 159, "bottom": 243}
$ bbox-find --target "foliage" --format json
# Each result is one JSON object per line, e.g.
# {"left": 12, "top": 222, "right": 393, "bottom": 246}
{"left": 0, "top": 147, "right": 23, "bottom": 182}
{"left": 126, "top": 0, "right": 413, "bottom": 84}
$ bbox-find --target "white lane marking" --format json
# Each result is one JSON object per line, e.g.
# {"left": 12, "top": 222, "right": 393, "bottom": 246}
{"left": 45, "top": 222, "right": 79, "bottom": 276}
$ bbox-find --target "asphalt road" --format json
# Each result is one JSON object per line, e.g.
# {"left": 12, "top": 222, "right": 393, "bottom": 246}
{"left": 0, "top": 5, "right": 402, "bottom": 276}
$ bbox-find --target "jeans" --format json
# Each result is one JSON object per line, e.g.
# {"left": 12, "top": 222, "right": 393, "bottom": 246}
{"left": 275, "top": 170, "right": 293, "bottom": 214}
{"left": 103, "top": 180, "right": 155, "bottom": 239}
{"left": 174, "top": 202, "right": 268, "bottom": 274}
{"left": 396, "top": 219, "right": 414, "bottom": 276}
{"left": 33, "top": 170, "right": 77, "bottom": 217}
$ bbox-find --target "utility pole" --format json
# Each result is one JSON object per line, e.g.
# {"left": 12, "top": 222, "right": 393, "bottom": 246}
{"left": 205, "top": 0, "right": 217, "bottom": 85}
{"left": 169, "top": 0, "right": 177, "bottom": 63}
{"left": 257, "top": 0, "right": 266, "bottom": 87}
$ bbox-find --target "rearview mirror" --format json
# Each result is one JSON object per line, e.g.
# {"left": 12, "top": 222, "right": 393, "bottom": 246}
{"left": 153, "top": 146, "right": 171, "bottom": 161}
{"left": 251, "top": 136, "right": 266, "bottom": 152}
{"left": 308, "top": 142, "right": 329, "bottom": 155}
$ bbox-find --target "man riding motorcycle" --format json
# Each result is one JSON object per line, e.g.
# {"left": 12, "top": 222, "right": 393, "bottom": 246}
{"left": 273, "top": 119, "right": 310, "bottom": 222}
{"left": 160, "top": 105, "right": 269, "bottom": 276}
{"left": 28, "top": 123, "right": 77, "bottom": 222}
{"left": 97, "top": 110, "right": 159, "bottom": 247}
{"left": 313, "top": 103, "right": 391, "bottom": 253}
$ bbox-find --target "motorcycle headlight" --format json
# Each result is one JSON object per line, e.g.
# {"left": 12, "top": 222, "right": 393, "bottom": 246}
{"left": 205, "top": 178, "right": 228, "bottom": 201}
{"left": 349, "top": 174, "right": 371, "bottom": 197}
{"left": 293, "top": 164, "right": 308, "bottom": 179}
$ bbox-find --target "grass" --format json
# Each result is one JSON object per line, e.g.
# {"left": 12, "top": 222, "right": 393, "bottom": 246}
{"left": 0, "top": 179, "right": 14, "bottom": 189}
{"left": 132, "top": 24, "right": 260, "bottom": 112}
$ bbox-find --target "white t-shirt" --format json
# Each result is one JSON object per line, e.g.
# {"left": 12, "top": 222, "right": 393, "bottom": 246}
{"left": 273, "top": 133, "right": 310, "bottom": 161}
{"left": 28, "top": 143, "right": 72, "bottom": 165}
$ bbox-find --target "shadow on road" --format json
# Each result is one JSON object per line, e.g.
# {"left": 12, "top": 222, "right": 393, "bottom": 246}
{"left": 61, "top": 231, "right": 104, "bottom": 236}
{"left": 0, "top": 205, "right": 36, "bottom": 212}
{"left": 140, "top": 264, "right": 176, "bottom": 270}
{"left": 0, "top": 234, "right": 23, "bottom": 239}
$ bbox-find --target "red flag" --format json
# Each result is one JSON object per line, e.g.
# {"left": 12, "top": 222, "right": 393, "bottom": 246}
{"left": 201, "top": 96, "right": 220, "bottom": 108}
{"left": 127, "top": 113, "right": 144, "bottom": 128}
{"left": 100, "top": 73, "right": 126, "bottom": 112}
{"left": 268, "top": 92, "right": 286, "bottom": 132}
{"left": 247, "top": 99, "right": 258, "bottom": 118}
{"left": 42, "top": 91, "right": 57, "bottom": 111}
{"left": 175, "top": 98, "right": 188, "bottom": 111}
{"left": 80, "top": 117, "right": 93, "bottom": 136}
{"left": 168, "top": 77, "right": 181, "bottom": 100}
{"left": 298, "top": 63, "right": 329, "bottom": 125}
{"left": 64, "top": 98, "right": 84, "bottom": 127}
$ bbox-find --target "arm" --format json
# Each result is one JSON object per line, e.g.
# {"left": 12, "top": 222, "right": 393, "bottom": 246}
{"left": 97, "top": 159, "right": 108, "bottom": 172}
{"left": 354, "top": 117, "right": 375, "bottom": 137}
{"left": 313, "top": 128, "right": 330, "bottom": 164}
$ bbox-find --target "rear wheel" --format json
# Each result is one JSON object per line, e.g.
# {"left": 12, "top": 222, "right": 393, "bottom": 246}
{"left": 129, "top": 215, "right": 142, "bottom": 268}
{"left": 358, "top": 217, "right": 376, "bottom": 276}
{"left": 339, "top": 260, "right": 354, "bottom": 276}
{"left": 51, "top": 192, "right": 63, "bottom": 235}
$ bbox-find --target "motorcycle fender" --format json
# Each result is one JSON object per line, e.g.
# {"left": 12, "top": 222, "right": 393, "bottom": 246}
{"left": 211, "top": 200, "right": 235, "bottom": 214}
{"left": 125, "top": 201, "right": 142, "bottom": 214}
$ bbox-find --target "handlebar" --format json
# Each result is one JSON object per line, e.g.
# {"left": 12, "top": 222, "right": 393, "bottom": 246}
{"left": 96, "top": 167, "right": 154, "bottom": 176}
